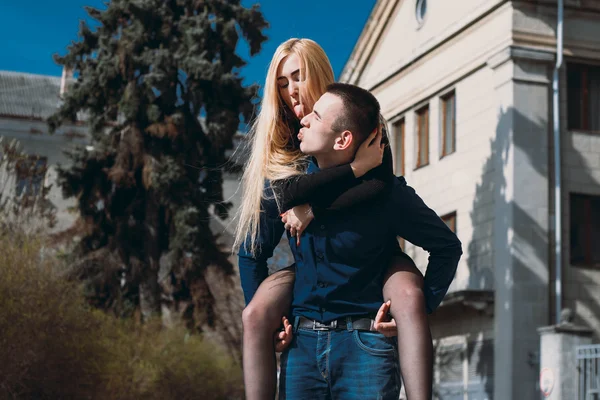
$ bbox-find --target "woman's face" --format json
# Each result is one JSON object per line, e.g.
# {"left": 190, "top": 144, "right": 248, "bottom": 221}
{"left": 277, "top": 54, "right": 305, "bottom": 120}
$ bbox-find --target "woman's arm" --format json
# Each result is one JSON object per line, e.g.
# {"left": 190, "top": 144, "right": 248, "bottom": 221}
{"left": 237, "top": 185, "right": 286, "bottom": 305}
{"left": 314, "top": 146, "right": 394, "bottom": 211}
{"left": 272, "top": 129, "right": 392, "bottom": 213}
{"left": 271, "top": 163, "right": 357, "bottom": 212}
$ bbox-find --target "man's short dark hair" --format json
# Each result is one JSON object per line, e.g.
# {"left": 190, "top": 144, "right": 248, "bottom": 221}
{"left": 326, "top": 83, "right": 381, "bottom": 145}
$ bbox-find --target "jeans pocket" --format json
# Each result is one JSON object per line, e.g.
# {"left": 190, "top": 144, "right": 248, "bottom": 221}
{"left": 352, "top": 330, "right": 396, "bottom": 356}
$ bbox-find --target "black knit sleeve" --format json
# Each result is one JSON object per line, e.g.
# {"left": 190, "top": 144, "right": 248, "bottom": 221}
{"left": 314, "top": 145, "right": 394, "bottom": 211}
{"left": 271, "top": 163, "right": 357, "bottom": 213}
{"left": 271, "top": 146, "right": 395, "bottom": 213}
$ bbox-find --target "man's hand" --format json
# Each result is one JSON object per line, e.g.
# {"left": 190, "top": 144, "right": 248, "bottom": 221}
{"left": 374, "top": 300, "right": 398, "bottom": 337}
{"left": 281, "top": 204, "right": 314, "bottom": 246}
{"left": 274, "top": 316, "right": 293, "bottom": 352}
{"left": 350, "top": 127, "right": 385, "bottom": 178}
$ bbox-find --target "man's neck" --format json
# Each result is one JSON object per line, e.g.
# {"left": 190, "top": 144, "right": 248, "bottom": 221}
{"left": 314, "top": 152, "right": 354, "bottom": 170}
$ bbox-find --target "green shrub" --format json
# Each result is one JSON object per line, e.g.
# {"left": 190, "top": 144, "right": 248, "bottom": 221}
{"left": 0, "top": 233, "right": 243, "bottom": 399}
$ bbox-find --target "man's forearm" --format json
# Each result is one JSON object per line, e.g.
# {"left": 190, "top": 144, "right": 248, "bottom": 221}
{"left": 392, "top": 178, "right": 463, "bottom": 313}
{"left": 422, "top": 243, "right": 463, "bottom": 313}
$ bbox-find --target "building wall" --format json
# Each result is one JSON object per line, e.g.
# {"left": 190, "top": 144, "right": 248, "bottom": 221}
{"left": 563, "top": 128, "right": 600, "bottom": 340}
{"left": 351, "top": 5, "right": 517, "bottom": 397}
{"left": 556, "top": 3, "right": 600, "bottom": 339}
{"left": 511, "top": 0, "right": 600, "bottom": 340}
{"left": 0, "top": 116, "right": 88, "bottom": 232}
{"left": 365, "top": 4, "right": 514, "bottom": 295}
{"left": 390, "top": 66, "right": 498, "bottom": 294}
{"left": 353, "top": 0, "right": 508, "bottom": 90}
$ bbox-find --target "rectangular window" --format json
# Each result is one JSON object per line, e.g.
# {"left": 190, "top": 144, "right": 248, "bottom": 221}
{"left": 434, "top": 338, "right": 494, "bottom": 400}
{"left": 416, "top": 105, "right": 429, "bottom": 168}
{"left": 393, "top": 119, "right": 405, "bottom": 176}
{"left": 442, "top": 212, "right": 457, "bottom": 233}
{"left": 567, "top": 63, "right": 600, "bottom": 131}
{"left": 441, "top": 92, "right": 456, "bottom": 157}
{"left": 15, "top": 155, "right": 47, "bottom": 197}
{"left": 570, "top": 193, "right": 600, "bottom": 267}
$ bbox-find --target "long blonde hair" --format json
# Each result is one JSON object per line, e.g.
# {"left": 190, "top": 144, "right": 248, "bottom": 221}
{"left": 234, "top": 38, "right": 335, "bottom": 255}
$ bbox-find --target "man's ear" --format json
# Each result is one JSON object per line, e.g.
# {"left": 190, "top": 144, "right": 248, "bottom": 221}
{"left": 333, "top": 130, "right": 354, "bottom": 151}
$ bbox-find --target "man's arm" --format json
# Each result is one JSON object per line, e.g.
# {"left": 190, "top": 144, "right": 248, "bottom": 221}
{"left": 237, "top": 188, "right": 286, "bottom": 305}
{"left": 391, "top": 177, "right": 463, "bottom": 313}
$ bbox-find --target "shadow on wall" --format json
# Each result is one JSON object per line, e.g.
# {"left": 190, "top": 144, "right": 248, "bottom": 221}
{"left": 465, "top": 105, "right": 544, "bottom": 399}
{"left": 465, "top": 98, "right": 600, "bottom": 399}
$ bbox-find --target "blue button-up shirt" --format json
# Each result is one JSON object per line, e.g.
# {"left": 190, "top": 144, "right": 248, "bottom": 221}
{"left": 238, "top": 167, "right": 462, "bottom": 322}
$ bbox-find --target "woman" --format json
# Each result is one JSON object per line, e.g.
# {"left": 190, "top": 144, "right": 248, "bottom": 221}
{"left": 234, "top": 38, "right": 432, "bottom": 400}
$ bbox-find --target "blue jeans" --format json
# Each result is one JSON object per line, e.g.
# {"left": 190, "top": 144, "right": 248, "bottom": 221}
{"left": 279, "top": 320, "right": 401, "bottom": 399}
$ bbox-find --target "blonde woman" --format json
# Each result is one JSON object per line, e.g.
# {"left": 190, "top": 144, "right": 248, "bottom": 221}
{"left": 235, "top": 39, "right": 433, "bottom": 400}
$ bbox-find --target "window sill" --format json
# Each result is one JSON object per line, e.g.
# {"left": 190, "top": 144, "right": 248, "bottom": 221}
{"left": 570, "top": 262, "right": 600, "bottom": 269}
{"left": 440, "top": 151, "right": 456, "bottom": 160}
{"left": 414, "top": 163, "right": 430, "bottom": 171}
{"left": 568, "top": 129, "right": 600, "bottom": 135}
{"left": 433, "top": 289, "right": 494, "bottom": 315}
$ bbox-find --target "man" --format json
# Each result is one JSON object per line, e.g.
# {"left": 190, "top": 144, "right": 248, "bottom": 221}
{"left": 243, "top": 83, "right": 462, "bottom": 399}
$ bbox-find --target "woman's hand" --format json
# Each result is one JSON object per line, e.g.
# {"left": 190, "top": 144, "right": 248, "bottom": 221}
{"left": 281, "top": 203, "right": 314, "bottom": 246}
{"left": 350, "top": 127, "right": 385, "bottom": 178}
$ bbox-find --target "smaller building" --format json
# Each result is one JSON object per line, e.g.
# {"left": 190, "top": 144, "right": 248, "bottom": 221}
{"left": 0, "top": 69, "right": 89, "bottom": 231}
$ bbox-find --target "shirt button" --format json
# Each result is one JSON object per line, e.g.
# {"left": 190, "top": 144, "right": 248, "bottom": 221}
{"left": 316, "top": 253, "right": 324, "bottom": 262}
{"left": 317, "top": 282, "right": 326, "bottom": 288}
{"left": 320, "top": 224, "right": 325, "bottom": 230}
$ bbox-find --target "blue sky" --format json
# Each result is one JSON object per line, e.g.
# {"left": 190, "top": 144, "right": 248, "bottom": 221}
{"left": 0, "top": 1, "right": 376, "bottom": 86}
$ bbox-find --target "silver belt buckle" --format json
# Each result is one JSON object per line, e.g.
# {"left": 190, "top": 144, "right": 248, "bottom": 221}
{"left": 313, "top": 319, "right": 337, "bottom": 331}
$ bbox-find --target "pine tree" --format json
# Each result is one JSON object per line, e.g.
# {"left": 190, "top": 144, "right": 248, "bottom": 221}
{"left": 48, "top": 0, "right": 267, "bottom": 350}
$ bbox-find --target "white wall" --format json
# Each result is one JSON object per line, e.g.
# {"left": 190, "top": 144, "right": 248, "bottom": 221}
{"left": 0, "top": 117, "right": 89, "bottom": 232}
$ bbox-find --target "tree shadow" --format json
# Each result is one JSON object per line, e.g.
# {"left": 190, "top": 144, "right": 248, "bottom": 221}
{"left": 466, "top": 96, "right": 600, "bottom": 399}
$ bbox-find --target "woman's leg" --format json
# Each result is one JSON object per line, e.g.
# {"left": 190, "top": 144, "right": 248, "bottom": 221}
{"left": 383, "top": 254, "right": 433, "bottom": 400}
{"left": 242, "top": 267, "right": 296, "bottom": 400}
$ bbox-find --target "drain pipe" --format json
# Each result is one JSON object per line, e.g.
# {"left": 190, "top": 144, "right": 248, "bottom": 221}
{"left": 553, "top": 0, "right": 564, "bottom": 325}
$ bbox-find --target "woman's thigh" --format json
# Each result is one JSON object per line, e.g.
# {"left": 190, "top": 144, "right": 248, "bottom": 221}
{"left": 246, "top": 266, "right": 296, "bottom": 321}
{"left": 382, "top": 254, "right": 423, "bottom": 298}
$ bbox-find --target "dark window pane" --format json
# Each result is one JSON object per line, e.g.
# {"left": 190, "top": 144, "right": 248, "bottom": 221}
{"left": 568, "top": 63, "right": 600, "bottom": 131}
{"left": 570, "top": 194, "right": 586, "bottom": 264}
{"left": 417, "top": 107, "right": 429, "bottom": 167}
{"left": 570, "top": 193, "right": 600, "bottom": 266}
{"left": 591, "top": 196, "right": 600, "bottom": 264}
{"left": 588, "top": 66, "right": 600, "bottom": 131}
{"left": 567, "top": 65, "right": 583, "bottom": 130}
{"left": 15, "top": 156, "right": 47, "bottom": 197}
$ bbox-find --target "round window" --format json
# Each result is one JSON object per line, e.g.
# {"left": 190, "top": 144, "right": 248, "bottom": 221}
{"left": 416, "top": 0, "right": 427, "bottom": 26}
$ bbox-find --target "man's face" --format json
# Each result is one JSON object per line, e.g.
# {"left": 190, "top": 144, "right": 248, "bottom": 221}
{"left": 298, "top": 92, "right": 343, "bottom": 156}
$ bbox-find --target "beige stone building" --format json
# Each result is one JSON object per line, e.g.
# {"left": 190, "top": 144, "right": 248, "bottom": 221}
{"left": 341, "top": 0, "right": 600, "bottom": 398}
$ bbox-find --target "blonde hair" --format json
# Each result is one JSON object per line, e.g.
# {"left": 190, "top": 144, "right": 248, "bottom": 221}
{"left": 233, "top": 38, "right": 335, "bottom": 255}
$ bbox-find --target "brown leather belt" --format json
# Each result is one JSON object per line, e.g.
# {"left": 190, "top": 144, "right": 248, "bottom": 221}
{"left": 296, "top": 316, "right": 377, "bottom": 332}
